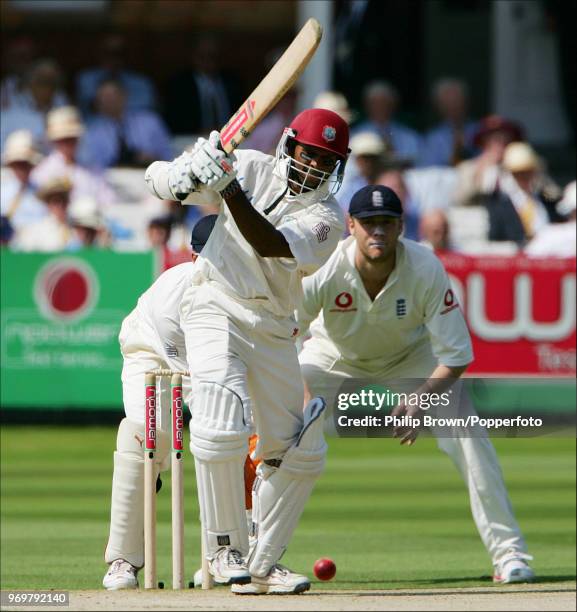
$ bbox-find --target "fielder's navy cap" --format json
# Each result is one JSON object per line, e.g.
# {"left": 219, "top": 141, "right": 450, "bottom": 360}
{"left": 190, "top": 214, "right": 218, "bottom": 252}
{"left": 349, "top": 185, "right": 403, "bottom": 218}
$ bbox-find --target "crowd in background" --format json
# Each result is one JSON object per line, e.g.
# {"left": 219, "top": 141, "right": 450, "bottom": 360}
{"left": 1, "top": 33, "right": 575, "bottom": 261}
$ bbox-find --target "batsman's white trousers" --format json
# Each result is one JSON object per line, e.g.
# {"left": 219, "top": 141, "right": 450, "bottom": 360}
{"left": 181, "top": 282, "right": 304, "bottom": 461}
{"left": 299, "top": 341, "right": 529, "bottom": 565}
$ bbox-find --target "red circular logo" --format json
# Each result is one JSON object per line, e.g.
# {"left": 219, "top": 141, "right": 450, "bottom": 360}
{"left": 335, "top": 292, "right": 353, "bottom": 309}
{"left": 444, "top": 288, "right": 455, "bottom": 306}
{"left": 34, "top": 258, "right": 99, "bottom": 321}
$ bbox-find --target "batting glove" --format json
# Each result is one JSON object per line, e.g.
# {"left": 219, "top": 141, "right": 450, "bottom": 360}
{"left": 168, "top": 151, "right": 198, "bottom": 198}
{"left": 188, "top": 131, "right": 237, "bottom": 194}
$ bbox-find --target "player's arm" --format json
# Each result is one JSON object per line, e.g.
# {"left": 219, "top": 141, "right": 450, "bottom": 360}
{"left": 188, "top": 131, "right": 293, "bottom": 257}
{"left": 223, "top": 183, "right": 294, "bottom": 257}
{"left": 393, "top": 260, "right": 473, "bottom": 445}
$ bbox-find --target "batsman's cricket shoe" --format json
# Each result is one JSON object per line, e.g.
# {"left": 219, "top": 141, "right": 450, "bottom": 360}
{"left": 102, "top": 559, "right": 138, "bottom": 590}
{"left": 209, "top": 547, "right": 251, "bottom": 585}
{"left": 231, "top": 564, "right": 311, "bottom": 595}
{"left": 493, "top": 551, "right": 535, "bottom": 584}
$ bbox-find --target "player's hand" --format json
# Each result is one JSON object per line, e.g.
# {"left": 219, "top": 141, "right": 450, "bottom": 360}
{"left": 189, "top": 131, "right": 237, "bottom": 194}
{"left": 391, "top": 402, "right": 423, "bottom": 446}
{"left": 168, "top": 151, "right": 198, "bottom": 198}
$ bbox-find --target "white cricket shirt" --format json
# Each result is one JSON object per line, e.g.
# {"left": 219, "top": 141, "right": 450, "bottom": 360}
{"left": 298, "top": 237, "right": 473, "bottom": 372}
{"left": 148, "top": 149, "right": 345, "bottom": 318}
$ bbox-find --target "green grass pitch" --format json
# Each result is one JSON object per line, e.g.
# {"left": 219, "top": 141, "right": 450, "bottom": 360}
{"left": 1, "top": 426, "right": 575, "bottom": 590}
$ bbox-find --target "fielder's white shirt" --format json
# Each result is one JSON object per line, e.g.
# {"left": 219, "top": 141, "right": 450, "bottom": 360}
{"left": 147, "top": 149, "right": 345, "bottom": 318}
{"left": 133, "top": 261, "right": 194, "bottom": 370}
{"left": 297, "top": 236, "right": 473, "bottom": 372}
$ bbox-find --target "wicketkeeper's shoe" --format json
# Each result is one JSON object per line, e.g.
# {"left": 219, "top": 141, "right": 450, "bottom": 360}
{"left": 231, "top": 563, "right": 311, "bottom": 595}
{"left": 209, "top": 547, "right": 251, "bottom": 585}
{"left": 102, "top": 559, "right": 138, "bottom": 590}
{"left": 493, "top": 550, "right": 535, "bottom": 584}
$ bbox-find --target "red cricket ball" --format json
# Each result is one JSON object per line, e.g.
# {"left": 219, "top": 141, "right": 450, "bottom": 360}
{"left": 313, "top": 557, "right": 336, "bottom": 581}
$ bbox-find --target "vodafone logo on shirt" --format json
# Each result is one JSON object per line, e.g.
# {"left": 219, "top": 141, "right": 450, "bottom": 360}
{"left": 34, "top": 257, "right": 99, "bottom": 322}
{"left": 330, "top": 291, "right": 357, "bottom": 312}
{"left": 441, "top": 288, "right": 459, "bottom": 315}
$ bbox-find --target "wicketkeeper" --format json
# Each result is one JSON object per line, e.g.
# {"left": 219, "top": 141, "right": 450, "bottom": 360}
{"left": 103, "top": 216, "right": 220, "bottom": 589}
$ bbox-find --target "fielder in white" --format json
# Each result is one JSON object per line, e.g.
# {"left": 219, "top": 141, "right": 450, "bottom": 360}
{"left": 103, "top": 215, "right": 217, "bottom": 590}
{"left": 144, "top": 108, "right": 351, "bottom": 594}
{"left": 297, "top": 185, "right": 535, "bottom": 584}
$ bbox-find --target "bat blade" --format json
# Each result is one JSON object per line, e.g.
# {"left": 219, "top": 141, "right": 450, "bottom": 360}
{"left": 219, "top": 18, "right": 323, "bottom": 153}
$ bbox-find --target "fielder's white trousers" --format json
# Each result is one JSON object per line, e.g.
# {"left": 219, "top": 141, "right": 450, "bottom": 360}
{"left": 299, "top": 342, "right": 529, "bottom": 565}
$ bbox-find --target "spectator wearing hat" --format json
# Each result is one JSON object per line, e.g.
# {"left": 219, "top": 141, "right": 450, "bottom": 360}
{"left": 0, "top": 130, "right": 46, "bottom": 230}
{"left": 68, "top": 196, "right": 111, "bottom": 249}
{"left": 80, "top": 79, "right": 173, "bottom": 170}
{"left": 13, "top": 177, "right": 74, "bottom": 252}
{"left": 31, "top": 106, "right": 117, "bottom": 208}
{"left": 525, "top": 180, "right": 576, "bottom": 257}
{"left": 485, "top": 142, "right": 553, "bottom": 244}
{"left": 0, "top": 59, "right": 68, "bottom": 150}
{"left": 352, "top": 81, "right": 422, "bottom": 165}
{"left": 453, "top": 115, "right": 523, "bottom": 207}
{"left": 313, "top": 90, "right": 354, "bottom": 124}
{"left": 421, "top": 78, "right": 478, "bottom": 167}
{"left": 337, "top": 132, "right": 388, "bottom": 216}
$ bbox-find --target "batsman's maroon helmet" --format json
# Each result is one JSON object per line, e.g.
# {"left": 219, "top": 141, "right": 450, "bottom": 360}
{"left": 288, "top": 108, "right": 350, "bottom": 159}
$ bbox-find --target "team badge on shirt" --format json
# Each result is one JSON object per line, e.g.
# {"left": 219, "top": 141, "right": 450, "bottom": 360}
{"left": 396, "top": 298, "right": 407, "bottom": 318}
{"left": 312, "top": 221, "right": 331, "bottom": 242}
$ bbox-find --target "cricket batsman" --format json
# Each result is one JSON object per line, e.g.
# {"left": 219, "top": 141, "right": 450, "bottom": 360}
{"left": 297, "top": 185, "right": 535, "bottom": 584}
{"left": 143, "top": 109, "right": 350, "bottom": 594}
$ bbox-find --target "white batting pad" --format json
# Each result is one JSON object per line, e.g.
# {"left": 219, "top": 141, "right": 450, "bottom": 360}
{"left": 248, "top": 398, "right": 328, "bottom": 576}
{"left": 189, "top": 382, "right": 250, "bottom": 557}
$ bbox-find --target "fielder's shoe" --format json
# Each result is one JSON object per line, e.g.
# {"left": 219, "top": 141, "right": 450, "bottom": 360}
{"left": 102, "top": 559, "right": 138, "bottom": 590}
{"left": 209, "top": 547, "right": 251, "bottom": 585}
{"left": 493, "top": 550, "right": 535, "bottom": 584}
{"left": 231, "top": 563, "right": 311, "bottom": 595}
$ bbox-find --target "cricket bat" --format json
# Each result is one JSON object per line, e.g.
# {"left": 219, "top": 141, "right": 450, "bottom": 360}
{"left": 180, "top": 18, "right": 322, "bottom": 205}
{"left": 219, "top": 17, "right": 323, "bottom": 153}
